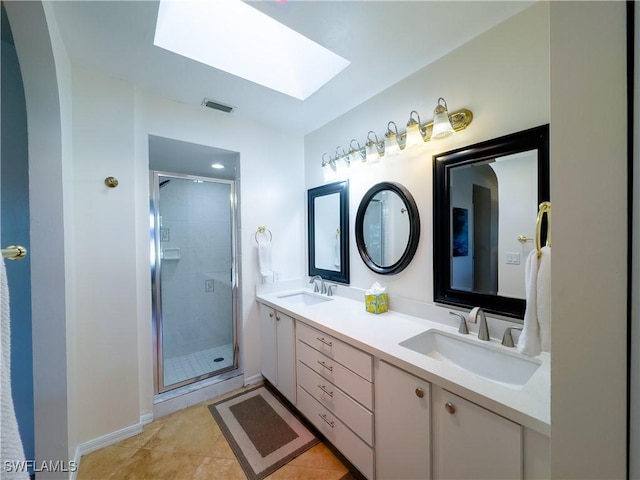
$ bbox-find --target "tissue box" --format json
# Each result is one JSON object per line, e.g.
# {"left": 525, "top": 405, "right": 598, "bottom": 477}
{"left": 365, "top": 293, "right": 388, "bottom": 314}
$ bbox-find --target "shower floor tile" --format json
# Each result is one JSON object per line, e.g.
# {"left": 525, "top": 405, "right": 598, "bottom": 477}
{"left": 163, "top": 343, "right": 234, "bottom": 387}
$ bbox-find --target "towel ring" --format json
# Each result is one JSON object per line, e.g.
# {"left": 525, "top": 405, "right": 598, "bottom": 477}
{"left": 255, "top": 226, "right": 272, "bottom": 245}
{"left": 535, "top": 202, "right": 551, "bottom": 258}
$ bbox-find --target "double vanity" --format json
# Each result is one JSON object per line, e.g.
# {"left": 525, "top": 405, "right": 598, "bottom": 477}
{"left": 268, "top": 124, "right": 552, "bottom": 478}
{"left": 257, "top": 284, "right": 550, "bottom": 480}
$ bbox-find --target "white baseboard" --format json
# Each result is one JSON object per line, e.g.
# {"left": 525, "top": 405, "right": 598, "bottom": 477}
{"left": 140, "top": 412, "right": 154, "bottom": 426}
{"left": 69, "top": 413, "right": 150, "bottom": 480}
{"left": 244, "top": 373, "right": 264, "bottom": 387}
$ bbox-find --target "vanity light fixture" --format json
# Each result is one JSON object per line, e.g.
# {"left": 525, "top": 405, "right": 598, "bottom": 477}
{"left": 365, "top": 131, "right": 383, "bottom": 164}
{"left": 318, "top": 97, "right": 473, "bottom": 181}
{"left": 384, "top": 121, "right": 401, "bottom": 157}
{"left": 322, "top": 153, "right": 337, "bottom": 182}
{"left": 349, "top": 139, "right": 366, "bottom": 169}
{"left": 405, "top": 110, "right": 425, "bottom": 149}
{"left": 334, "top": 146, "right": 350, "bottom": 175}
{"left": 431, "top": 97, "right": 455, "bottom": 139}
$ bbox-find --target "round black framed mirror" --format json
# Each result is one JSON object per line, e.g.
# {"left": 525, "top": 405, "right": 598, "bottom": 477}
{"left": 355, "top": 182, "right": 420, "bottom": 275}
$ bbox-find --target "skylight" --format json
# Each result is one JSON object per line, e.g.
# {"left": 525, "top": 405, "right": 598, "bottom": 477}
{"left": 154, "top": 0, "right": 350, "bottom": 101}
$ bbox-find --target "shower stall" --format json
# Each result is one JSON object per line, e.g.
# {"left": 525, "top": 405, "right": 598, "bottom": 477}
{"left": 150, "top": 171, "right": 239, "bottom": 393}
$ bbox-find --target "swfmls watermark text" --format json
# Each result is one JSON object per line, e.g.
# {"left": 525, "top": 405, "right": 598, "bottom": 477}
{"left": 4, "top": 460, "right": 78, "bottom": 473}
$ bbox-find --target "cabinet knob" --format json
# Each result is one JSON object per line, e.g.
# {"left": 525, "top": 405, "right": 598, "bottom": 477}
{"left": 445, "top": 402, "right": 456, "bottom": 414}
{"left": 415, "top": 388, "right": 424, "bottom": 398}
{"left": 269, "top": 312, "right": 274, "bottom": 318}
{"left": 276, "top": 315, "right": 280, "bottom": 321}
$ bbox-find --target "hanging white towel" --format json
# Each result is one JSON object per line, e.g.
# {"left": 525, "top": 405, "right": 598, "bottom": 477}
{"left": 258, "top": 242, "right": 274, "bottom": 283}
{"left": 1, "top": 258, "right": 29, "bottom": 480}
{"left": 518, "top": 246, "right": 551, "bottom": 356}
{"left": 537, "top": 246, "right": 551, "bottom": 352}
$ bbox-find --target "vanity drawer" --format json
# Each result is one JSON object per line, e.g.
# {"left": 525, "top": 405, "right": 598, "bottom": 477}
{"left": 297, "top": 386, "right": 374, "bottom": 479}
{"left": 297, "top": 340, "right": 373, "bottom": 410}
{"left": 297, "top": 322, "right": 372, "bottom": 381}
{"left": 297, "top": 361, "right": 373, "bottom": 445}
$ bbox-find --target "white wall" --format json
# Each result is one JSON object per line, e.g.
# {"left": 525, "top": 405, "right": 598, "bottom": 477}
{"left": 549, "top": 2, "right": 627, "bottom": 478}
{"left": 5, "top": 1, "right": 76, "bottom": 471}
{"left": 65, "top": 68, "right": 307, "bottom": 443}
{"left": 71, "top": 68, "right": 140, "bottom": 443}
{"left": 305, "top": 2, "right": 550, "bottom": 301}
{"left": 491, "top": 151, "right": 537, "bottom": 298}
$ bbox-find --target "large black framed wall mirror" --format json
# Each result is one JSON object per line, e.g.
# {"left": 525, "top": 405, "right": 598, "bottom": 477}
{"left": 433, "top": 124, "right": 549, "bottom": 319}
{"left": 307, "top": 180, "right": 350, "bottom": 284}
{"left": 355, "top": 182, "right": 421, "bottom": 275}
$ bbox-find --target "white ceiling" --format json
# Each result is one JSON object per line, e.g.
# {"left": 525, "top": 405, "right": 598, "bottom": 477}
{"left": 50, "top": 1, "right": 534, "bottom": 137}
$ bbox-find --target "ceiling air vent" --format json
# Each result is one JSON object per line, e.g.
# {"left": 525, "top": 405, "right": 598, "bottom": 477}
{"left": 202, "top": 98, "right": 234, "bottom": 113}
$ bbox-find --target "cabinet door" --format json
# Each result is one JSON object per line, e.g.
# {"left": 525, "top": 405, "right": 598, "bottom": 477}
{"left": 276, "top": 310, "right": 296, "bottom": 404}
{"left": 375, "top": 360, "right": 431, "bottom": 480}
{"left": 259, "top": 304, "right": 277, "bottom": 385}
{"left": 432, "top": 387, "right": 522, "bottom": 480}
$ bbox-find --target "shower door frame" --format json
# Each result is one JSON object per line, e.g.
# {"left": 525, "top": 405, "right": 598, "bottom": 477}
{"left": 150, "top": 170, "right": 240, "bottom": 394}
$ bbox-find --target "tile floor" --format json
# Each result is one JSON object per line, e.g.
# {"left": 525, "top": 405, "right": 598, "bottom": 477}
{"left": 163, "top": 344, "right": 234, "bottom": 387}
{"left": 76, "top": 386, "right": 350, "bottom": 480}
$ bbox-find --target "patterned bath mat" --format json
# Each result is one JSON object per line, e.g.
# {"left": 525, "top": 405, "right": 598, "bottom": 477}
{"left": 208, "top": 386, "right": 319, "bottom": 479}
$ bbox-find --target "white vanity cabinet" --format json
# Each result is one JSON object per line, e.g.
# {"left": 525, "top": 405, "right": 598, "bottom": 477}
{"left": 259, "top": 303, "right": 296, "bottom": 404}
{"left": 374, "top": 359, "right": 431, "bottom": 480}
{"left": 432, "top": 386, "right": 522, "bottom": 480}
{"left": 295, "top": 322, "right": 375, "bottom": 479}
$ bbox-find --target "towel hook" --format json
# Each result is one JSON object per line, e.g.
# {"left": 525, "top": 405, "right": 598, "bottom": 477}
{"left": 535, "top": 202, "right": 551, "bottom": 258}
{"left": 255, "top": 226, "right": 272, "bottom": 245}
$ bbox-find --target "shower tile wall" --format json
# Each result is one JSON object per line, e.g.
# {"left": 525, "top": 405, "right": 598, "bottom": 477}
{"left": 159, "top": 178, "right": 233, "bottom": 363}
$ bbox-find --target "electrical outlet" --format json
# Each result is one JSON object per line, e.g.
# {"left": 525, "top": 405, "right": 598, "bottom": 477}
{"left": 160, "top": 228, "right": 170, "bottom": 242}
{"left": 205, "top": 279, "right": 214, "bottom": 292}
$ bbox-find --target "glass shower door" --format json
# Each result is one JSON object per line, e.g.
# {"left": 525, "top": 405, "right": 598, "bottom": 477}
{"left": 151, "top": 172, "right": 238, "bottom": 392}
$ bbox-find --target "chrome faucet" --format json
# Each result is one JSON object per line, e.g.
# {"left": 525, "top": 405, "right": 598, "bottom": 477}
{"left": 326, "top": 284, "right": 337, "bottom": 296}
{"left": 469, "top": 307, "right": 490, "bottom": 341}
{"left": 449, "top": 311, "right": 469, "bottom": 334}
{"left": 309, "top": 275, "right": 326, "bottom": 294}
{"left": 501, "top": 326, "right": 523, "bottom": 347}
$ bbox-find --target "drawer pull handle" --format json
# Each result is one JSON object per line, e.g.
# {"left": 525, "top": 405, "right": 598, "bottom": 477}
{"left": 318, "top": 413, "right": 335, "bottom": 428}
{"left": 316, "top": 337, "right": 333, "bottom": 347}
{"left": 318, "top": 384, "right": 334, "bottom": 397}
{"left": 445, "top": 402, "right": 456, "bottom": 415}
{"left": 415, "top": 388, "right": 424, "bottom": 398}
{"left": 317, "top": 360, "right": 333, "bottom": 372}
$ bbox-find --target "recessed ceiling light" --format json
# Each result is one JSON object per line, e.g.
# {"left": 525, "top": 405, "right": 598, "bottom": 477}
{"left": 211, "top": 163, "right": 224, "bottom": 169}
{"left": 154, "top": 0, "right": 350, "bottom": 100}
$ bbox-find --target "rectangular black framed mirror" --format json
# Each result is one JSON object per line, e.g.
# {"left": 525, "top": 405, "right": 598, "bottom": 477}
{"left": 433, "top": 125, "right": 549, "bottom": 319}
{"left": 307, "top": 180, "right": 350, "bottom": 284}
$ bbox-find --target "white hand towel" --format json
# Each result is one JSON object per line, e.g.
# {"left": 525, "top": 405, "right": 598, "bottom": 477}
{"left": 537, "top": 246, "right": 551, "bottom": 352}
{"left": 517, "top": 246, "right": 551, "bottom": 356}
{"left": 258, "top": 242, "right": 273, "bottom": 276}
{"left": 518, "top": 249, "right": 541, "bottom": 356}
{"left": 1, "top": 258, "right": 29, "bottom": 479}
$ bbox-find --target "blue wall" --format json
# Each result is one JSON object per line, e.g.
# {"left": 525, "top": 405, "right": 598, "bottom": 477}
{"left": 1, "top": 3, "right": 34, "bottom": 470}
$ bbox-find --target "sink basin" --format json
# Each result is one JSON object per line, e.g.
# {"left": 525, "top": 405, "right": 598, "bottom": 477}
{"left": 276, "top": 291, "right": 332, "bottom": 306}
{"left": 399, "top": 330, "right": 541, "bottom": 388}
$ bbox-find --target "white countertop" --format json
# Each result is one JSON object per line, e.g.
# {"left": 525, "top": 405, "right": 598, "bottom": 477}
{"left": 256, "top": 284, "right": 550, "bottom": 436}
